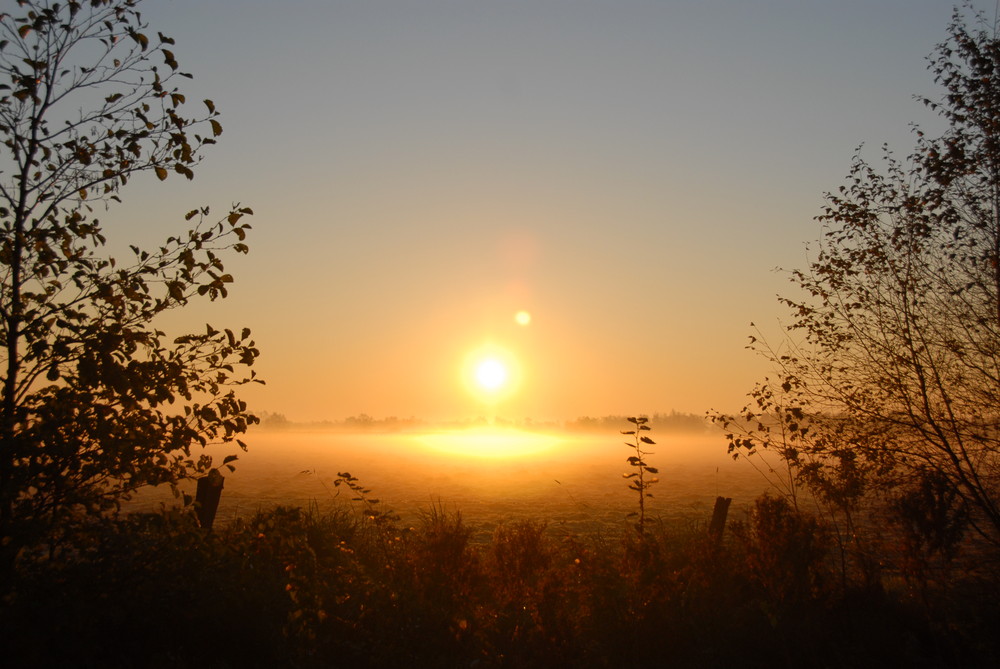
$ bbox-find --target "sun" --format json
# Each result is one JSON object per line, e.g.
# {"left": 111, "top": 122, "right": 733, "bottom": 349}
{"left": 463, "top": 344, "right": 520, "bottom": 403}
{"left": 475, "top": 358, "right": 508, "bottom": 391}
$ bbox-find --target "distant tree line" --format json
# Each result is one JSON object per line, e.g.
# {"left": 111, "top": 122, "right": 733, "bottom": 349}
{"left": 565, "top": 411, "right": 710, "bottom": 433}
{"left": 258, "top": 412, "right": 426, "bottom": 432}
{"left": 256, "top": 411, "right": 709, "bottom": 433}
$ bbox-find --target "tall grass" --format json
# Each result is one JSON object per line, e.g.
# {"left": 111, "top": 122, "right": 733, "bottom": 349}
{"left": 2, "top": 488, "right": 997, "bottom": 667}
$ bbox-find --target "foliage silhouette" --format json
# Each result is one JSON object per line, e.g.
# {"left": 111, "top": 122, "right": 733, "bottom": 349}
{"left": 621, "top": 415, "right": 659, "bottom": 533}
{"left": 712, "top": 2, "right": 1000, "bottom": 554}
{"left": 333, "top": 471, "right": 400, "bottom": 528}
{"left": 4, "top": 495, "right": 992, "bottom": 668}
{"left": 0, "top": 0, "right": 259, "bottom": 564}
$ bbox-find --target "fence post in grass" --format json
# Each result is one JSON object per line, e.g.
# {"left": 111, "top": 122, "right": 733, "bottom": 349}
{"left": 195, "top": 468, "right": 225, "bottom": 530}
{"left": 708, "top": 496, "right": 732, "bottom": 542}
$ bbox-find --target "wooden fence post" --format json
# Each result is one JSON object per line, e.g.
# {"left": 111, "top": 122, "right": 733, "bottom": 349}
{"left": 708, "top": 496, "right": 732, "bottom": 541}
{"left": 195, "top": 468, "right": 225, "bottom": 530}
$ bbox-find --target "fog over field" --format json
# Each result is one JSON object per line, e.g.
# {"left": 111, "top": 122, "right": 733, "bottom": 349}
{"left": 132, "top": 424, "right": 776, "bottom": 537}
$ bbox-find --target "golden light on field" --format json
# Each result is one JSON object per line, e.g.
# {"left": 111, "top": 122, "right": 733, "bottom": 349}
{"left": 515, "top": 310, "right": 531, "bottom": 326}
{"left": 416, "top": 428, "right": 560, "bottom": 459}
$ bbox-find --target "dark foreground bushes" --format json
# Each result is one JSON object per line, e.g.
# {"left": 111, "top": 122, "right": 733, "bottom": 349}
{"left": 2, "top": 495, "right": 998, "bottom": 668}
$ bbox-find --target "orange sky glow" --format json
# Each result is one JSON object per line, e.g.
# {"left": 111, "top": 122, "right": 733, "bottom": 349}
{"left": 97, "top": 0, "right": 985, "bottom": 424}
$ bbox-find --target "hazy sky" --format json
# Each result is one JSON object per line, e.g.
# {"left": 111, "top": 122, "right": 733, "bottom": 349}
{"left": 99, "top": 0, "right": 995, "bottom": 422}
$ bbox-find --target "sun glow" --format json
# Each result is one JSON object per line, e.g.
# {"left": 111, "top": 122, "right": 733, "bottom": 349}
{"left": 417, "top": 428, "right": 560, "bottom": 459}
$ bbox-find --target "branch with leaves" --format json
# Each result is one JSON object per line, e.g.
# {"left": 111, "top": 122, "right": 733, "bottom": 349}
{"left": 0, "top": 1, "right": 259, "bottom": 561}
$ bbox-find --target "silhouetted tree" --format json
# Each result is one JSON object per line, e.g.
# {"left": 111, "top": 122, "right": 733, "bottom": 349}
{"left": 0, "top": 0, "right": 259, "bottom": 562}
{"left": 715, "top": 4, "right": 1000, "bottom": 550}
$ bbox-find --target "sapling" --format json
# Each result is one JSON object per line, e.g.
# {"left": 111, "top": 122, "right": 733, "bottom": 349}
{"left": 622, "top": 416, "right": 659, "bottom": 533}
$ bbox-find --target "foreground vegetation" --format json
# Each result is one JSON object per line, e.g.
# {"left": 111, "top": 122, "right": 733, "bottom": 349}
{"left": 2, "top": 4, "right": 1000, "bottom": 666}
{"left": 2, "top": 491, "right": 998, "bottom": 668}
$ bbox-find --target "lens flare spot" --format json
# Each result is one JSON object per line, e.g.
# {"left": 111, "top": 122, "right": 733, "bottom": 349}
{"left": 515, "top": 310, "right": 531, "bottom": 326}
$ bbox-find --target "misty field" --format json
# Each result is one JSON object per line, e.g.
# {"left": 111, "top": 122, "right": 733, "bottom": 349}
{"left": 129, "top": 428, "right": 770, "bottom": 536}
{"left": 3, "top": 426, "right": 998, "bottom": 667}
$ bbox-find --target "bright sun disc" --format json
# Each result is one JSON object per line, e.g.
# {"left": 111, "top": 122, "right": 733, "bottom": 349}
{"left": 476, "top": 358, "right": 507, "bottom": 390}
{"left": 463, "top": 344, "right": 520, "bottom": 403}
